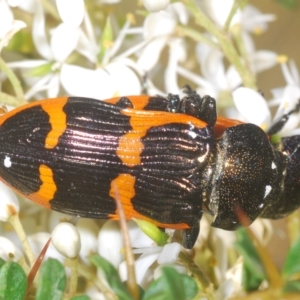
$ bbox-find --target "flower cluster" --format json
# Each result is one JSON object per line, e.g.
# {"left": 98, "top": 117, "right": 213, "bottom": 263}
{"left": 0, "top": 0, "right": 299, "bottom": 299}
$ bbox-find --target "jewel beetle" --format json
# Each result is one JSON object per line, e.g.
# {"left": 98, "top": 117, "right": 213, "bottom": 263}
{"left": 0, "top": 87, "right": 299, "bottom": 249}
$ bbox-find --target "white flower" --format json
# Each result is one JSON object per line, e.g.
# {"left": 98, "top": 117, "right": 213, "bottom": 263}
{"left": 0, "top": 236, "right": 23, "bottom": 261}
{"left": 232, "top": 61, "right": 300, "bottom": 135}
{"left": 232, "top": 87, "right": 271, "bottom": 128}
{"left": 216, "top": 258, "right": 243, "bottom": 300}
{"left": 85, "top": 286, "right": 105, "bottom": 300}
{"left": 77, "top": 219, "right": 98, "bottom": 265}
{"left": 115, "top": 221, "right": 182, "bottom": 287}
{"left": 142, "top": 0, "right": 170, "bottom": 13}
{"left": 60, "top": 61, "right": 141, "bottom": 99}
{"left": 59, "top": 15, "right": 142, "bottom": 98}
{"left": 119, "top": 241, "right": 182, "bottom": 288}
{"left": 240, "top": 5, "right": 276, "bottom": 34}
{"left": 8, "top": 2, "right": 80, "bottom": 99}
{"left": 198, "top": 0, "right": 241, "bottom": 28}
{"left": 177, "top": 43, "right": 242, "bottom": 99}
{"left": 56, "top": 0, "right": 84, "bottom": 28}
{"left": 0, "top": 0, "right": 26, "bottom": 51}
{"left": 97, "top": 220, "right": 183, "bottom": 288}
{"left": 0, "top": 182, "right": 19, "bottom": 222}
{"left": 98, "top": 220, "right": 123, "bottom": 268}
{"left": 137, "top": 2, "right": 188, "bottom": 94}
{"left": 269, "top": 60, "right": 300, "bottom": 135}
{"left": 48, "top": 211, "right": 76, "bottom": 232}
{"left": 28, "top": 232, "right": 65, "bottom": 262}
{"left": 51, "top": 222, "right": 81, "bottom": 258}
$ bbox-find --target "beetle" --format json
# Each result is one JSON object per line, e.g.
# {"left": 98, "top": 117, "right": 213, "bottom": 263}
{"left": 0, "top": 87, "right": 298, "bottom": 249}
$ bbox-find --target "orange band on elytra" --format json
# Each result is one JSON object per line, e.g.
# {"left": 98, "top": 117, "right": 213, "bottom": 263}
{"left": 29, "top": 164, "right": 57, "bottom": 205}
{"left": 117, "top": 109, "right": 208, "bottom": 167}
{"left": 41, "top": 99, "right": 68, "bottom": 149}
{"left": 108, "top": 173, "right": 190, "bottom": 230}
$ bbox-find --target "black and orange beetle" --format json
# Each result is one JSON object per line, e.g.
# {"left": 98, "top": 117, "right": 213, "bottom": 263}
{"left": 0, "top": 87, "right": 299, "bottom": 248}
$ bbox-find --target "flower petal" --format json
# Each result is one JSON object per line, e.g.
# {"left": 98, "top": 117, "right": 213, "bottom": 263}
{"left": 0, "top": 1, "right": 14, "bottom": 39}
{"left": 232, "top": 87, "right": 271, "bottom": 127}
{"left": 241, "top": 5, "right": 275, "bottom": 33}
{"left": 157, "top": 242, "right": 181, "bottom": 264}
{"left": 249, "top": 50, "right": 278, "bottom": 73}
{"left": 77, "top": 219, "right": 98, "bottom": 265}
{"left": 142, "top": 0, "right": 170, "bottom": 12}
{"left": 98, "top": 221, "right": 123, "bottom": 268}
{"left": 281, "top": 62, "right": 296, "bottom": 86}
{"left": 28, "top": 232, "right": 65, "bottom": 262}
{"left": 50, "top": 24, "right": 79, "bottom": 62}
{"left": 167, "top": 2, "right": 189, "bottom": 25}
{"left": 32, "top": 3, "right": 53, "bottom": 60}
{"left": 119, "top": 252, "right": 159, "bottom": 284}
{"left": 56, "top": 0, "right": 84, "bottom": 28}
{"left": 200, "top": 0, "right": 241, "bottom": 28}
{"left": 128, "top": 221, "right": 155, "bottom": 248}
{"left": 143, "top": 11, "right": 176, "bottom": 40}
{"left": 137, "top": 37, "right": 167, "bottom": 72}
{"left": 0, "top": 20, "right": 26, "bottom": 51}
{"left": 105, "top": 62, "right": 141, "bottom": 96}
{"left": 0, "top": 236, "right": 23, "bottom": 261}
{"left": 60, "top": 64, "right": 114, "bottom": 99}
{"left": 165, "top": 38, "right": 186, "bottom": 93}
{"left": 0, "top": 182, "right": 19, "bottom": 222}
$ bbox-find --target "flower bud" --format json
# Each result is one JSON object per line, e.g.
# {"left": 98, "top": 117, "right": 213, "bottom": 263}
{"left": 51, "top": 222, "right": 81, "bottom": 258}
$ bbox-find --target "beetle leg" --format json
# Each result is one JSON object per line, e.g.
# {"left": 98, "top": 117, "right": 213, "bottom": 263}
{"left": 182, "top": 227, "right": 200, "bottom": 249}
{"left": 197, "top": 95, "right": 217, "bottom": 126}
{"left": 180, "top": 87, "right": 217, "bottom": 126}
{"left": 267, "top": 100, "right": 300, "bottom": 135}
{"left": 115, "top": 97, "right": 134, "bottom": 109}
{"left": 166, "top": 93, "right": 181, "bottom": 113}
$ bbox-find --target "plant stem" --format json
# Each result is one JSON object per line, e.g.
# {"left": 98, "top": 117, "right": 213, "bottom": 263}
{"left": 224, "top": 0, "right": 248, "bottom": 31}
{"left": 183, "top": 0, "right": 257, "bottom": 90}
{"left": 68, "top": 257, "right": 79, "bottom": 298}
{"left": 177, "top": 26, "right": 219, "bottom": 49}
{"left": 179, "top": 251, "right": 211, "bottom": 289}
{"left": 9, "top": 214, "right": 35, "bottom": 266}
{"left": 0, "top": 56, "right": 25, "bottom": 105}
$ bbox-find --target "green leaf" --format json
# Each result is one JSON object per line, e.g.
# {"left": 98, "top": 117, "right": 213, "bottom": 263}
{"left": 282, "top": 235, "right": 300, "bottom": 278}
{"left": 98, "top": 17, "right": 113, "bottom": 64}
{"left": 142, "top": 267, "right": 198, "bottom": 300}
{"left": 70, "top": 295, "right": 91, "bottom": 300}
{"left": 235, "top": 228, "right": 266, "bottom": 291}
{"left": 35, "top": 258, "right": 66, "bottom": 300}
{"left": 0, "top": 262, "right": 27, "bottom": 300}
{"left": 0, "top": 258, "right": 5, "bottom": 269}
{"left": 89, "top": 255, "right": 132, "bottom": 300}
{"left": 27, "top": 62, "right": 53, "bottom": 77}
{"left": 133, "top": 219, "right": 169, "bottom": 246}
{"left": 284, "top": 280, "right": 300, "bottom": 293}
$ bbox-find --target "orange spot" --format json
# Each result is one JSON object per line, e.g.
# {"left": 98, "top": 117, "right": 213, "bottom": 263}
{"left": 214, "top": 117, "right": 244, "bottom": 137}
{"left": 0, "top": 97, "right": 68, "bottom": 126}
{"left": 117, "top": 109, "right": 208, "bottom": 167}
{"left": 41, "top": 99, "right": 68, "bottom": 149}
{"left": 108, "top": 173, "right": 190, "bottom": 230}
{"left": 29, "top": 164, "right": 57, "bottom": 206}
{"left": 104, "top": 95, "right": 151, "bottom": 110}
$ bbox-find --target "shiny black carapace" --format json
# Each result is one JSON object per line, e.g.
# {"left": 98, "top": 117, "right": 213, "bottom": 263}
{"left": 0, "top": 87, "right": 298, "bottom": 248}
